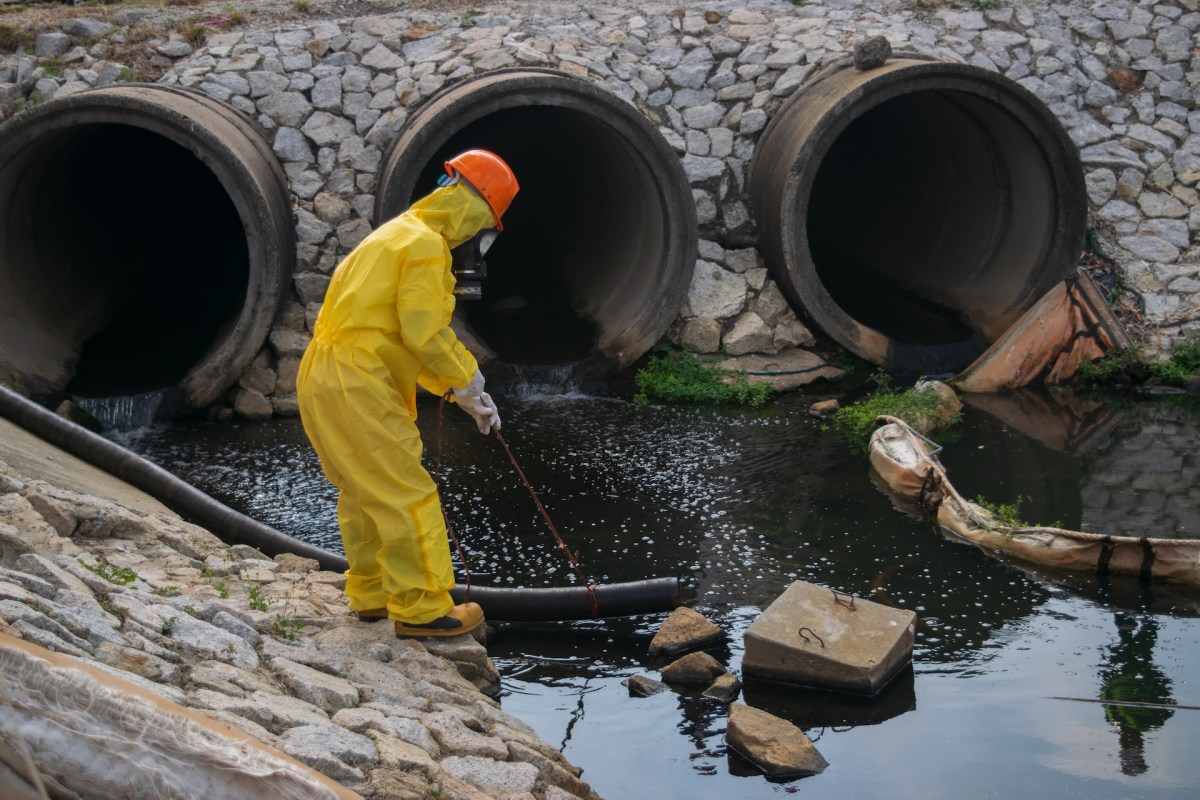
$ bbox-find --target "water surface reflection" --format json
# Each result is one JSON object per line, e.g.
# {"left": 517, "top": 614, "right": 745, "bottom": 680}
{"left": 110, "top": 390, "right": 1200, "bottom": 799}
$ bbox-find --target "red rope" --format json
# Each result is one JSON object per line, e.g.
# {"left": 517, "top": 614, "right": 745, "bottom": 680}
{"left": 493, "top": 429, "right": 600, "bottom": 619}
{"left": 431, "top": 392, "right": 599, "bottom": 618}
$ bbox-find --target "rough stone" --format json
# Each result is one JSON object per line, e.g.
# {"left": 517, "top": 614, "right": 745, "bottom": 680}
{"left": 648, "top": 606, "right": 726, "bottom": 657}
{"left": 718, "top": 349, "right": 842, "bottom": 392}
{"left": 726, "top": 702, "right": 828, "bottom": 777}
{"left": 660, "top": 651, "right": 726, "bottom": 685}
{"left": 679, "top": 317, "right": 722, "bottom": 354}
{"left": 442, "top": 755, "right": 539, "bottom": 796}
{"left": 853, "top": 36, "right": 892, "bottom": 70}
{"left": 723, "top": 312, "right": 773, "bottom": 356}
{"left": 626, "top": 674, "right": 669, "bottom": 697}
{"left": 686, "top": 260, "right": 747, "bottom": 320}
{"left": 702, "top": 672, "right": 742, "bottom": 703}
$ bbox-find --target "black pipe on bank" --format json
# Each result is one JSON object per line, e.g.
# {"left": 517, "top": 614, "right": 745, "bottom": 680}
{"left": 0, "top": 383, "right": 682, "bottom": 621}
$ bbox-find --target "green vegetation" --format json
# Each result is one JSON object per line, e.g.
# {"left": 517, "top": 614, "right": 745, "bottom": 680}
{"left": 153, "top": 585, "right": 182, "bottom": 597}
{"left": 176, "top": 19, "right": 207, "bottom": 47}
{"left": 247, "top": 584, "right": 270, "bottom": 612}
{"left": 222, "top": 4, "right": 250, "bottom": 26}
{"left": 972, "top": 494, "right": 1026, "bottom": 527}
{"left": 1078, "top": 337, "right": 1200, "bottom": 388}
{"left": 161, "top": 616, "right": 176, "bottom": 636}
{"left": 1076, "top": 348, "right": 1140, "bottom": 385}
{"left": 634, "top": 349, "right": 772, "bottom": 406}
{"left": 833, "top": 371, "right": 962, "bottom": 453}
{"left": 118, "top": 66, "right": 138, "bottom": 82}
{"left": 213, "top": 580, "right": 229, "bottom": 599}
{"left": 273, "top": 618, "right": 303, "bottom": 641}
{"left": 78, "top": 558, "right": 139, "bottom": 586}
{"left": 0, "top": 24, "right": 30, "bottom": 54}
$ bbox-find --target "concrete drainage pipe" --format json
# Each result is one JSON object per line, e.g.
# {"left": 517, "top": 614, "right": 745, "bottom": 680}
{"left": 376, "top": 68, "right": 697, "bottom": 370}
{"left": 750, "top": 59, "right": 1087, "bottom": 374}
{"left": 0, "top": 85, "right": 294, "bottom": 414}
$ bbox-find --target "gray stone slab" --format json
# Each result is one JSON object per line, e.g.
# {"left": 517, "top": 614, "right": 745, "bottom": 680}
{"left": 743, "top": 581, "right": 916, "bottom": 694}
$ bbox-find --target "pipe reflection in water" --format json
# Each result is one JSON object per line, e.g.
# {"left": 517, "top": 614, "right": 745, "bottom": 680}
{"left": 109, "top": 390, "right": 1200, "bottom": 800}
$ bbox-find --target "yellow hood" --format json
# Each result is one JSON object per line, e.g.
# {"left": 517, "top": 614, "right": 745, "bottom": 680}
{"left": 407, "top": 182, "right": 497, "bottom": 249}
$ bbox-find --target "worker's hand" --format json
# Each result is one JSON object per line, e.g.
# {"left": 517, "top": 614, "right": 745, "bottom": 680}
{"left": 456, "top": 391, "right": 501, "bottom": 435}
{"left": 453, "top": 370, "right": 486, "bottom": 399}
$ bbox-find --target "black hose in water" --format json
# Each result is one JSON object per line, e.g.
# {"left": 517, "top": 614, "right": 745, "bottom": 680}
{"left": 0, "top": 382, "right": 347, "bottom": 572}
{"left": 453, "top": 579, "right": 681, "bottom": 621}
{"left": 0, "top": 383, "right": 682, "bottom": 620}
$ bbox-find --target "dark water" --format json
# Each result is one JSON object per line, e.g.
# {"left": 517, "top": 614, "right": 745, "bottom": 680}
{"left": 108, "top": 386, "right": 1200, "bottom": 800}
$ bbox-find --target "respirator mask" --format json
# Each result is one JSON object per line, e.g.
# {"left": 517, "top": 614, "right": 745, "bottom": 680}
{"left": 451, "top": 228, "right": 499, "bottom": 300}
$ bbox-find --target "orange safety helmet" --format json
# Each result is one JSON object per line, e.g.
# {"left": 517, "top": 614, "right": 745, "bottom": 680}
{"left": 444, "top": 149, "right": 519, "bottom": 230}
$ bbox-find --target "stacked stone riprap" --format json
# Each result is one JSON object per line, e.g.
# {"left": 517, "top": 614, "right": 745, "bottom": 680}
{"left": 0, "top": 445, "right": 599, "bottom": 799}
{"left": 0, "top": 0, "right": 1198, "bottom": 416}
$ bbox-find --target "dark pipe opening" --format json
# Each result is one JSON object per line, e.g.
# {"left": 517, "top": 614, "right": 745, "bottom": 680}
{"left": 750, "top": 59, "right": 1087, "bottom": 374}
{"left": 11, "top": 124, "right": 248, "bottom": 397}
{"left": 412, "top": 106, "right": 614, "bottom": 365}
{"left": 377, "top": 69, "right": 696, "bottom": 372}
{"left": 0, "top": 85, "right": 294, "bottom": 415}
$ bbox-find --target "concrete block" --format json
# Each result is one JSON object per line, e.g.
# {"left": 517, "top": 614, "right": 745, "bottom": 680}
{"left": 743, "top": 581, "right": 916, "bottom": 695}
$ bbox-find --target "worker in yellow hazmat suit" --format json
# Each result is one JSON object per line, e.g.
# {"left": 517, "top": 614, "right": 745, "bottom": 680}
{"left": 296, "top": 150, "right": 519, "bottom": 638}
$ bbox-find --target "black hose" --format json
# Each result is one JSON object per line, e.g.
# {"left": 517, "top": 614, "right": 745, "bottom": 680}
{"left": 0, "top": 383, "right": 347, "bottom": 571}
{"left": 453, "top": 578, "right": 681, "bottom": 621}
{"left": 0, "top": 383, "right": 683, "bottom": 619}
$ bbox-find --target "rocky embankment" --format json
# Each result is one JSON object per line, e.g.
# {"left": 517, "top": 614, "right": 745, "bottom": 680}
{"left": 0, "top": 417, "right": 599, "bottom": 800}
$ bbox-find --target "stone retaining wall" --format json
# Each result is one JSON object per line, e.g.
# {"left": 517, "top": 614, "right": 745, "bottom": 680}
{"left": 1, "top": 0, "right": 1198, "bottom": 417}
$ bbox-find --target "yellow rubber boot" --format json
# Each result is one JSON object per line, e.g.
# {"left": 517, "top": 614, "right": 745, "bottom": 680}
{"left": 395, "top": 602, "right": 484, "bottom": 638}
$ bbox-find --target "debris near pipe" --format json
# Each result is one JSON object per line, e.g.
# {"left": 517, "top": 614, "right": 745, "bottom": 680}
{"left": 853, "top": 36, "right": 892, "bottom": 70}
{"left": 952, "top": 270, "right": 1134, "bottom": 393}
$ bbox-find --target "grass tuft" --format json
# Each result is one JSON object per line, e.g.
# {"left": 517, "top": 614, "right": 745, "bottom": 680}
{"left": 634, "top": 349, "right": 772, "bottom": 406}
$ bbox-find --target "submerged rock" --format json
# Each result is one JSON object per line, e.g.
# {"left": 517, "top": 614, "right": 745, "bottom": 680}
{"left": 626, "top": 674, "right": 669, "bottom": 697}
{"left": 703, "top": 672, "right": 742, "bottom": 703}
{"left": 648, "top": 606, "right": 725, "bottom": 657}
{"left": 660, "top": 651, "right": 726, "bottom": 685}
{"left": 726, "top": 702, "right": 828, "bottom": 778}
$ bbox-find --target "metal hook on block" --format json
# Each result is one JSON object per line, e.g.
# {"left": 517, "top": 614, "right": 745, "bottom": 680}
{"left": 797, "top": 626, "right": 825, "bottom": 647}
{"left": 831, "top": 589, "right": 856, "bottom": 611}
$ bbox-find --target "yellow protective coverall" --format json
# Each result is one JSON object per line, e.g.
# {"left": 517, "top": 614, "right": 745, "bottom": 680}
{"left": 296, "top": 182, "right": 495, "bottom": 624}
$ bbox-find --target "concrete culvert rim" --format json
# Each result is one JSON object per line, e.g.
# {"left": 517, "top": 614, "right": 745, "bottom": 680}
{"left": 376, "top": 68, "right": 698, "bottom": 372}
{"left": 0, "top": 84, "right": 294, "bottom": 418}
{"left": 750, "top": 59, "right": 1087, "bottom": 374}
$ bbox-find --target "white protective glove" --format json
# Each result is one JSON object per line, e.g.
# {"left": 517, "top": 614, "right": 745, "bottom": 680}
{"left": 453, "top": 371, "right": 501, "bottom": 434}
